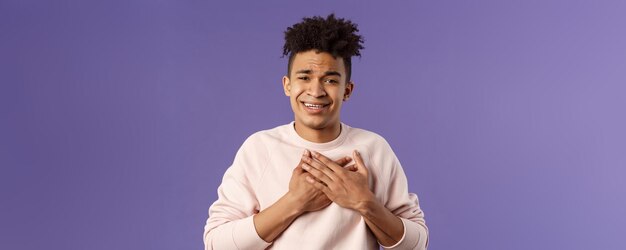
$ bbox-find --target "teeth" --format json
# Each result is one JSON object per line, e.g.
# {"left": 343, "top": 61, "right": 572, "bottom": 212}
{"left": 304, "top": 103, "right": 324, "bottom": 109}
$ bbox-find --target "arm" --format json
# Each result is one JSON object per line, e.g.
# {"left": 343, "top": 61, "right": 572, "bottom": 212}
{"left": 203, "top": 154, "right": 272, "bottom": 250}
{"left": 204, "top": 148, "right": 352, "bottom": 249}
{"left": 380, "top": 162, "right": 429, "bottom": 249}
{"left": 204, "top": 135, "right": 275, "bottom": 250}
{"left": 357, "top": 197, "right": 404, "bottom": 246}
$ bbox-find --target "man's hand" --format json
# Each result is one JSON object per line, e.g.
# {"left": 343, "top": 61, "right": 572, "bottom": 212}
{"left": 301, "top": 150, "right": 375, "bottom": 211}
{"left": 288, "top": 150, "right": 353, "bottom": 213}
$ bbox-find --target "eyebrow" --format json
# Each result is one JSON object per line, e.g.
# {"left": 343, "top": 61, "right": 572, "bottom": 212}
{"left": 295, "top": 69, "right": 342, "bottom": 77}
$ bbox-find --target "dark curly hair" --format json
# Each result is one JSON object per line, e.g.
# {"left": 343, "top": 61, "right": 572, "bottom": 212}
{"left": 283, "top": 14, "right": 364, "bottom": 82}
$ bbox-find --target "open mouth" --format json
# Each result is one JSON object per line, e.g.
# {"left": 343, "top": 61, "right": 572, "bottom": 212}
{"left": 301, "top": 102, "right": 329, "bottom": 113}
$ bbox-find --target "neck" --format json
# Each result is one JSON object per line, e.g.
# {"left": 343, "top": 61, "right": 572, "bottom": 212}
{"left": 293, "top": 122, "right": 341, "bottom": 143}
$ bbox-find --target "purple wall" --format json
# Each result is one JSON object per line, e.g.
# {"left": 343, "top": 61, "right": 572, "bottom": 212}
{"left": 2, "top": 1, "right": 625, "bottom": 249}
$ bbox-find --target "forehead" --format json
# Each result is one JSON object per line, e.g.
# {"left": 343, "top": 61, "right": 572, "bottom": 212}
{"left": 291, "top": 50, "right": 345, "bottom": 74}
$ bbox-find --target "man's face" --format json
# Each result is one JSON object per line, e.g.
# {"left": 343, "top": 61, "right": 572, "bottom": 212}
{"left": 283, "top": 50, "right": 353, "bottom": 131}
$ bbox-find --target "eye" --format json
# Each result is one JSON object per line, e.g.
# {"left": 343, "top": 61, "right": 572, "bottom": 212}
{"left": 297, "top": 76, "right": 309, "bottom": 81}
{"left": 324, "top": 79, "right": 339, "bottom": 84}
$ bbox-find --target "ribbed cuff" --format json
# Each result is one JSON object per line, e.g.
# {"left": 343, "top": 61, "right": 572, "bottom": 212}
{"left": 232, "top": 216, "right": 273, "bottom": 250}
{"left": 381, "top": 218, "right": 427, "bottom": 249}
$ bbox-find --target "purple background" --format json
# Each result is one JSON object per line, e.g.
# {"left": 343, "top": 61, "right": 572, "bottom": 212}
{"left": 2, "top": 1, "right": 625, "bottom": 249}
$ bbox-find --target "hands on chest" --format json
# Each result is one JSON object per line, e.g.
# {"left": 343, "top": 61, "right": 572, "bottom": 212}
{"left": 253, "top": 149, "right": 404, "bottom": 246}
{"left": 288, "top": 149, "right": 375, "bottom": 214}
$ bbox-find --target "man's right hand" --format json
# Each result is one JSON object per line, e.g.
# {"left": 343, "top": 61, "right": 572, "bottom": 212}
{"left": 287, "top": 149, "right": 352, "bottom": 213}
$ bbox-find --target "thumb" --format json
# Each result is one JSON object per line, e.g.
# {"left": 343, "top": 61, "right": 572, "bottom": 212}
{"left": 353, "top": 150, "right": 368, "bottom": 175}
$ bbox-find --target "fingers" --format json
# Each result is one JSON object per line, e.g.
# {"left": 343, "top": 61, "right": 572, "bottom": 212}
{"left": 293, "top": 165, "right": 304, "bottom": 174}
{"left": 306, "top": 176, "right": 330, "bottom": 194}
{"left": 311, "top": 151, "right": 343, "bottom": 172}
{"left": 344, "top": 164, "right": 357, "bottom": 172}
{"left": 294, "top": 150, "right": 309, "bottom": 171}
{"left": 303, "top": 149, "right": 311, "bottom": 157}
{"left": 301, "top": 149, "right": 351, "bottom": 167}
{"left": 301, "top": 160, "right": 335, "bottom": 184}
{"left": 335, "top": 156, "right": 353, "bottom": 167}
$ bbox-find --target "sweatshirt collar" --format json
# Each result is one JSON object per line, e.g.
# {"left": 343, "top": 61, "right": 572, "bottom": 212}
{"left": 287, "top": 121, "right": 350, "bottom": 151}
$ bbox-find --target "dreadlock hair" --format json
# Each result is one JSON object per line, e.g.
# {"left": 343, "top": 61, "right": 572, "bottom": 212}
{"left": 283, "top": 14, "right": 364, "bottom": 82}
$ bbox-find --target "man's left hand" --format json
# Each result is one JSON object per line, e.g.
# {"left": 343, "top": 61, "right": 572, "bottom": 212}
{"left": 301, "top": 150, "right": 375, "bottom": 211}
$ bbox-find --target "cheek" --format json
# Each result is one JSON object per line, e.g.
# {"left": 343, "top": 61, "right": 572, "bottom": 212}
{"left": 290, "top": 85, "right": 304, "bottom": 99}
{"left": 330, "top": 89, "right": 344, "bottom": 101}
{"left": 288, "top": 88, "right": 300, "bottom": 104}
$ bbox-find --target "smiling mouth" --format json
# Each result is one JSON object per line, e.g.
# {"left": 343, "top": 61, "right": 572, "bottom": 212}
{"left": 301, "top": 102, "right": 329, "bottom": 112}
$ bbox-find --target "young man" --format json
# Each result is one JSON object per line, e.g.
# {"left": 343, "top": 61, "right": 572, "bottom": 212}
{"left": 204, "top": 14, "right": 428, "bottom": 249}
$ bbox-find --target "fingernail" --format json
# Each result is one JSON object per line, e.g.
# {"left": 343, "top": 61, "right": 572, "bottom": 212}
{"left": 301, "top": 164, "right": 309, "bottom": 170}
{"left": 312, "top": 151, "right": 319, "bottom": 157}
{"left": 304, "top": 149, "right": 309, "bottom": 155}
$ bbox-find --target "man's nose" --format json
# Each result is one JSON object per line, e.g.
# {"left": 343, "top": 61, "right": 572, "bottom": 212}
{"left": 307, "top": 80, "right": 326, "bottom": 97}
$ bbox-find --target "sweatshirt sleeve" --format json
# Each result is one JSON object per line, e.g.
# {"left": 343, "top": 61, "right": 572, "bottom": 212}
{"left": 380, "top": 156, "right": 429, "bottom": 249}
{"left": 203, "top": 135, "right": 272, "bottom": 250}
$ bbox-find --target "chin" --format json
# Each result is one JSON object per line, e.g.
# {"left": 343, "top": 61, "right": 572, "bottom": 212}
{"left": 297, "top": 117, "right": 329, "bottom": 130}
{"left": 302, "top": 120, "right": 328, "bottom": 130}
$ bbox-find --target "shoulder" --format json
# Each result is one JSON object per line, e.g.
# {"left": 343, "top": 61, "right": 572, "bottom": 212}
{"left": 239, "top": 123, "right": 291, "bottom": 151}
{"left": 345, "top": 125, "right": 393, "bottom": 151}
{"left": 230, "top": 124, "right": 291, "bottom": 175}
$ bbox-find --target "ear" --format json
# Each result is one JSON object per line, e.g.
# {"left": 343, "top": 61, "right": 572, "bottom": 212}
{"left": 282, "top": 76, "right": 291, "bottom": 96}
{"left": 343, "top": 81, "right": 354, "bottom": 101}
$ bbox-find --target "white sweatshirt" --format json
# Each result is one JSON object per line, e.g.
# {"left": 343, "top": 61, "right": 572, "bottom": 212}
{"left": 204, "top": 122, "right": 428, "bottom": 249}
